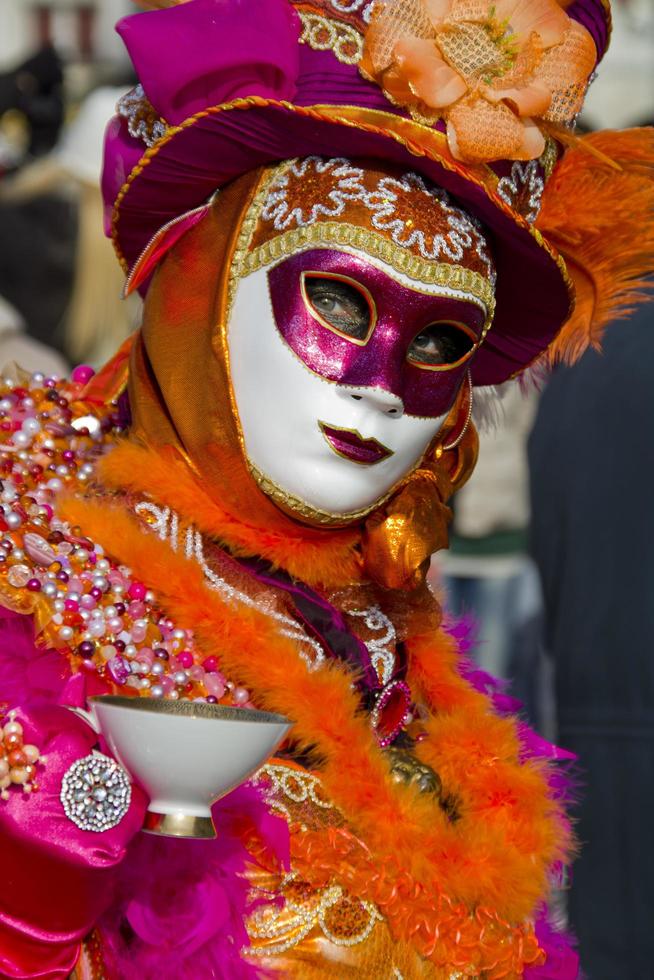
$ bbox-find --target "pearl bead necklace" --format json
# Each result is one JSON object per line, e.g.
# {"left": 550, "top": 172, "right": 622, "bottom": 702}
{"left": 0, "top": 369, "right": 250, "bottom": 711}
{"left": 0, "top": 712, "right": 41, "bottom": 799}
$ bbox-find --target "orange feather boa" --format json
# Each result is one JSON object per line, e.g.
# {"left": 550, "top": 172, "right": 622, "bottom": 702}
{"left": 59, "top": 443, "right": 573, "bottom": 975}
{"left": 97, "top": 440, "right": 364, "bottom": 589}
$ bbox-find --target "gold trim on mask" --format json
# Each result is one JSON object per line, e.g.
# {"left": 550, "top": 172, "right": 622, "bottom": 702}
{"left": 227, "top": 166, "right": 282, "bottom": 316}
{"left": 407, "top": 319, "right": 480, "bottom": 372}
{"left": 301, "top": 270, "right": 378, "bottom": 346}
{"left": 223, "top": 168, "right": 282, "bottom": 460}
{"left": 249, "top": 461, "right": 404, "bottom": 526}
{"left": 235, "top": 222, "right": 496, "bottom": 335}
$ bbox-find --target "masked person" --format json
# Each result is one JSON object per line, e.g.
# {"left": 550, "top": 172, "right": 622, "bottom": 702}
{"left": 0, "top": 1, "right": 652, "bottom": 977}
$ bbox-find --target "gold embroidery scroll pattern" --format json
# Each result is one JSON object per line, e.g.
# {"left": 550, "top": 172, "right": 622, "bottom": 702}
{"left": 256, "top": 157, "right": 495, "bottom": 279}
{"left": 247, "top": 871, "right": 383, "bottom": 956}
{"left": 240, "top": 223, "right": 496, "bottom": 322}
{"left": 298, "top": 10, "right": 364, "bottom": 65}
{"left": 116, "top": 84, "right": 167, "bottom": 147}
{"left": 496, "top": 160, "right": 544, "bottom": 225}
{"left": 133, "top": 502, "right": 327, "bottom": 668}
{"left": 252, "top": 762, "right": 343, "bottom": 831}
{"left": 248, "top": 766, "right": 383, "bottom": 958}
{"left": 348, "top": 605, "right": 396, "bottom": 685}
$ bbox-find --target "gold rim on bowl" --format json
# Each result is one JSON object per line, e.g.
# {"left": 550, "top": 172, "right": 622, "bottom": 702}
{"left": 89, "top": 695, "right": 290, "bottom": 725}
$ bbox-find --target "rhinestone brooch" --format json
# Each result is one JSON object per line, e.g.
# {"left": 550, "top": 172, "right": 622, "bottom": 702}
{"left": 61, "top": 752, "right": 131, "bottom": 832}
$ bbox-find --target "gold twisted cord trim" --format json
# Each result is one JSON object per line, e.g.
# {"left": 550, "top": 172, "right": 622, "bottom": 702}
{"left": 298, "top": 10, "right": 364, "bottom": 65}
{"left": 227, "top": 166, "right": 281, "bottom": 316}
{"left": 237, "top": 222, "right": 496, "bottom": 324}
{"left": 249, "top": 461, "right": 393, "bottom": 525}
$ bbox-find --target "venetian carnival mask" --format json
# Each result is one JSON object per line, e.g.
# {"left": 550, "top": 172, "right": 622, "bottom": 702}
{"left": 227, "top": 157, "right": 496, "bottom": 523}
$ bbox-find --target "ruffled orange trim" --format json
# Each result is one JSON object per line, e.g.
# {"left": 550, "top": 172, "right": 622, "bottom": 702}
{"left": 58, "top": 492, "right": 571, "bottom": 972}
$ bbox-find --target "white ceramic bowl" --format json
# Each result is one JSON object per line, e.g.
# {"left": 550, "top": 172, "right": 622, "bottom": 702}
{"left": 85, "top": 696, "right": 291, "bottom": 838}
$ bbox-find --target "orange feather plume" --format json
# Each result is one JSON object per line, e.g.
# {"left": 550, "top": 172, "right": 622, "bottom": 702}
{"left": 537, "top": 127, "right": 654, "bottom": 365}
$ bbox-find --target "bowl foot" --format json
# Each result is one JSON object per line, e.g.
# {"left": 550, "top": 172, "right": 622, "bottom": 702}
{"left": 142, "top": 809, "right": 216, "bottom": 839}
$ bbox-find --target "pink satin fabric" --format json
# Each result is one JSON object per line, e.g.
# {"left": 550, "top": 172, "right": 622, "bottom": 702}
{"left": 268, "top": 249, "right": 485, "bottom": 417}
{"left": 117, "top": 0, "right": 300, "bottom": 126}
{"left": 0, "top": 608, "right": 289, "bottom": 978}
{"left": 99, "top": 783, "right": 288, "bottom": 979}
{"left": 0, "top": 614, "right": 146, "bottom": 979}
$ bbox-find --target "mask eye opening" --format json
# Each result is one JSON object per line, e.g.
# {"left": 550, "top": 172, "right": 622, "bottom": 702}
{"left": 300, "top": 271, "right": 377, "bottom": 346}
{"left": 406, "top": 320, "right": 481, "bottom": 373}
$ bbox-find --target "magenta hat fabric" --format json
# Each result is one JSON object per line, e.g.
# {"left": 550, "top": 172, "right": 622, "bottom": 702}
{"left": 103, "top": 0, "right": 612, "bottom": 385}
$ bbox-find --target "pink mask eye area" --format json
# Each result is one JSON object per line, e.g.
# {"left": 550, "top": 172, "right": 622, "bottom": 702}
{"left": 301, "top": 273, "right": 478, "bottom": 373}
{"left": 407, "top": 321, "right": 478, "bottom": 371}
{"left": 267, "top": 248, "right": 488, "bottom": 418}
{"left": 301, "top": 272, "right": 376, "bottom": 345}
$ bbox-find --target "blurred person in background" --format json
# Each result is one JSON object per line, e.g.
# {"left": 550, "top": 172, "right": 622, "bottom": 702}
{"left": 0, "top": 44, "right": 76, "bottom": 351}
{"left": 55, "top": 85, "right": 140, "bottom": 365}
{"left": 432, "top": 382, "right": 548, "bottom": 730}
{"left": 1, "top": 84, "right": 140, "bottom": 367}
{"left": 436, "top": 0, "right": 654, "bottom": 741}
{"left": 0, "top": 293, "right": 67, "bottom": 378}
{"left": 529, "top": 299, "right": 654, "bottom": 977}
{"left": 0, "top": 45, "right": 64, "bottom": 161}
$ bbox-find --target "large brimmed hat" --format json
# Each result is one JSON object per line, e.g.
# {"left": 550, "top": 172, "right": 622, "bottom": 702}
{"left": 103, "top": 0, "right": 619, "bottom": 385}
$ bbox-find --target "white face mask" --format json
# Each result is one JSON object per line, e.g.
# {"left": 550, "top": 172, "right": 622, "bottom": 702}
{"left": 227, "top": 250, "right": 484, "bottom": 521}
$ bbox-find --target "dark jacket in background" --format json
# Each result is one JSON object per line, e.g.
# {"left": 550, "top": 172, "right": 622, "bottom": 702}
{"left": 529, "top": 304, "right": 654, "bottom": 978}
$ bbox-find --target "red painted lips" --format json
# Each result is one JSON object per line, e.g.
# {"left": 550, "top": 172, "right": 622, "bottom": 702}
{"left": 319, "top": 422, "right": 393, "bottom": 465}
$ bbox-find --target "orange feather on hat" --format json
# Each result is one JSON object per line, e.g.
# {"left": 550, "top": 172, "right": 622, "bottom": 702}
{"left": 537, "top": 127, "right": 654, "bottom": 365}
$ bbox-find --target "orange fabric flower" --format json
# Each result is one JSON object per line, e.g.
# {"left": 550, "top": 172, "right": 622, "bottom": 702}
{"left": 361, "top": 0, "right": 597, "bottom": 164}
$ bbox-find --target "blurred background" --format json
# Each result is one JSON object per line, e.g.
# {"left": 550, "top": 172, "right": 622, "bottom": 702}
{"left": 0, "top": 1, "right": 653, "bottom": 977}
{"left": 0, "top": 0, "right": 137, "bottom": 375}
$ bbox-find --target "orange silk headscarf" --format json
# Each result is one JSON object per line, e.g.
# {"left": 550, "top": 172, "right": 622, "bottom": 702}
{"left": 120, "top": 167, "right": 477, "bottom": 590}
